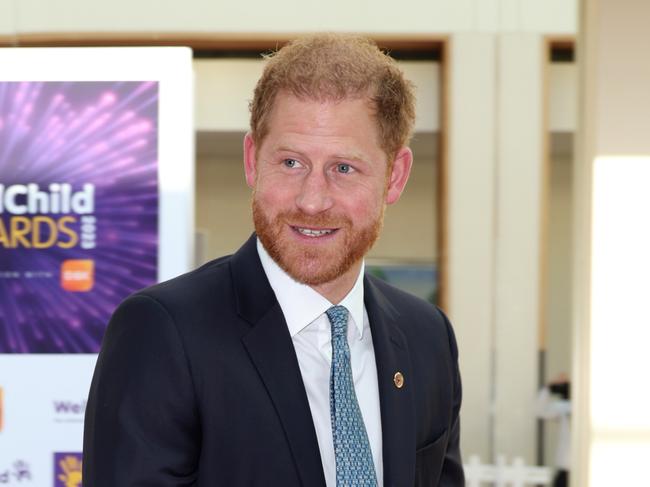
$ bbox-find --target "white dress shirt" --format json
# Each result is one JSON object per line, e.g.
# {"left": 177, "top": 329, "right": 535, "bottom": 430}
{"left": 257, "top": 239, "right": 383, "bottom": 487}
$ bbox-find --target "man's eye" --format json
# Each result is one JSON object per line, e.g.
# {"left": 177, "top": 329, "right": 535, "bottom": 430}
{"left": 336, "top": 163, "right": 352, "bottom": 174}
{"left": 283, "top": 159, "right": 300, "bottom": 168}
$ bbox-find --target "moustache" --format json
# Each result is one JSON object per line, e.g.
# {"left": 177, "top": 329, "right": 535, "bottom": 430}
{"left": 279, "top": 210, "right": 351, "bottom": 229}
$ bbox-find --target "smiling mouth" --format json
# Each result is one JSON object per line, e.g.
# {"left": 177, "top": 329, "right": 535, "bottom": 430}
{"left": 292, "top": 226, "right": 337, "bottom": 237}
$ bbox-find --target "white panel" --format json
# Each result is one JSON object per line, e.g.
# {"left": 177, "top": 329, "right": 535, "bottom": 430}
{"left": 0, "top": 47, "right": 195, "bottom": 281}
{"left": 549, "top": 63, "right": 578, "bottom": 132}
{"left": 447, "top": 32, "right": 496, "bottom": 461}
{"left": 475, "top": 0, "right": 500, "bottom": 32}
{"left": 11, "top": 0, "right": 475, "bottom": 34}
{"left": 522, "top": 0, "right": 578, "bottom": 34}
{"left": 156, "top": 49, "right": 195, "bottom": 280}
{"left": 493, "top": 33, "right": 543, "bottom": 463}
{"left": 0, "top": 2, "right": 15, "bottom": 34}
{"left": 4, "top": 0, "right": 580, "bottom": 36}
{"left": 5, "top": 0, "right": 579, "bottom": 35}
{"left": 499, "top": 0, "right": 522, "bottom": 31}
{"left": 194, "top": 59, "right": 263, "bottom": 132}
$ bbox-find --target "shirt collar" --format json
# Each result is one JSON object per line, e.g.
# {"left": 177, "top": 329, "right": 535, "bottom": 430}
{"left": 256, "top": 238, "right": 365, "bottom": 339}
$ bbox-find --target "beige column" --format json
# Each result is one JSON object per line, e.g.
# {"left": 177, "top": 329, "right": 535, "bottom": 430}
{"left": 492, "top": 32, "right": 545, "bottom": 463}
{"left": 447, "top": 33, "right": 497, "bottom": 461}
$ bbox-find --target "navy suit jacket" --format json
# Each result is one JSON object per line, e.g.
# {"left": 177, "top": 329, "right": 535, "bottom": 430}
{"left": 83, "top": 235, "right": 464, "bottom": 486}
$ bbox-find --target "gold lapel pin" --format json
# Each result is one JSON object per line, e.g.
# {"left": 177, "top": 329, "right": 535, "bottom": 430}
{"left": 393, "top": 371, "right": 404, "bottom": 389}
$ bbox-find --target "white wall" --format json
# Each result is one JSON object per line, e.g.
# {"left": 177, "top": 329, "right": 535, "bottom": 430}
{"left": 0, "top": 2, "right": 15, "bottom": 33}
{"left": 0, "top": 0, "right": 576, "bottom": 36}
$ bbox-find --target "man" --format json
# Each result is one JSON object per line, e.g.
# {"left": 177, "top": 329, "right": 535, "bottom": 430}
{"left": 83, "top": 34, "right": 464, "bottom": 486}
{"left": 536, "top": 374, "right": 571, "bottom": 487}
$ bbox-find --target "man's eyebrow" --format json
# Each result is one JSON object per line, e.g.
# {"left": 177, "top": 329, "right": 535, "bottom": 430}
{"left": 273, "top": 145, "right": 369, "bottom": 163}
{"left": 273, "top": 145, "right": 303, "bottom": 155}
{"left": 332, "top": 153, "right": 369, "bottom": 164}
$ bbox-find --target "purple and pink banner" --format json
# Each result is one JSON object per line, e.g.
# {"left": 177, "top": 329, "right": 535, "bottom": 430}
{"left": 0, "top": 81, "right": 159, "bottom": 353}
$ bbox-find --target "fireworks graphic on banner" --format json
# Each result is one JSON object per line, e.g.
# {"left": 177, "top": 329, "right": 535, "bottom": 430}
{"left": 0, "top": 81, "right": 159, "bottom": 353}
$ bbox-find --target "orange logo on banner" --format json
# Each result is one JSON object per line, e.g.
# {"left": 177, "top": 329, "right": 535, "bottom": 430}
{"left": 61, "top": 260, "right": 95, "bottom": 292}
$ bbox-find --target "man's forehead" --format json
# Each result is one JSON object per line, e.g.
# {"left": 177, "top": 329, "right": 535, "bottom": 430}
{"left": 253, "top": 91, "right": 389, "bottom": 161}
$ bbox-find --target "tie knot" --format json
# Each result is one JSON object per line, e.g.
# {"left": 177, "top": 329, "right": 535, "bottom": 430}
{"left": 326, "top": 305, "right": 349, "bottom": 338}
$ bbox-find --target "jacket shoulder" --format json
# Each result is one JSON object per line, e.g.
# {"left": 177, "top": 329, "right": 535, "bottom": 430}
{"left": 133, "top": 254, "right": 234, "bottom": 308}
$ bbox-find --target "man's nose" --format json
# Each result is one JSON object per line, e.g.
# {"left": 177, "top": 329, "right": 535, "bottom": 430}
{"left": 295, "top": 170, "right": 334, "bottom": 215}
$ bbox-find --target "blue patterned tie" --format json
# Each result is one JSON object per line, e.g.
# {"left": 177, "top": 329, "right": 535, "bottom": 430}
{"left": 327, "top": 305, "right": 378, "bottom": 487}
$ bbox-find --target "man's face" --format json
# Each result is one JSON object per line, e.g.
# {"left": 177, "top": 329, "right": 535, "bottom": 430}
{"left": 244, "top": 92, "right": 412, "bottom": 289}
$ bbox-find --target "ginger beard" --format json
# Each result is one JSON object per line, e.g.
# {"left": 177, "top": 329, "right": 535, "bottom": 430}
{"left": 252, "top": 193, "right": 385, "bottom": 286}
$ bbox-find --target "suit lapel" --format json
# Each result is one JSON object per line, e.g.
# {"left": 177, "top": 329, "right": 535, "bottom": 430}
{"left": 365, "top": 276, "right": 416, "bottom": 487}
{"left": 232, "top": 235, "right": 326, "bottom": 487}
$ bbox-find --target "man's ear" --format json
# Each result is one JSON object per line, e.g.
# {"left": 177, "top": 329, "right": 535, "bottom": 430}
{"left": 243, "top": 132, "right": 257, "bottom": 188}
{"left": 385, "top": 146, "right": 413, "bottom": 205}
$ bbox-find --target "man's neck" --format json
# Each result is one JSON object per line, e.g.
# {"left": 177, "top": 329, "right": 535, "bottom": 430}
{"left": 311, "top": 260, "right": 363, "bottom": 305}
